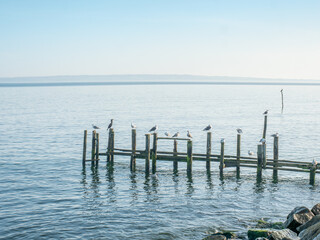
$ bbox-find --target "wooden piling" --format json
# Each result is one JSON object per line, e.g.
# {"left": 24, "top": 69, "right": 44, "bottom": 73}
{"left": 257, "top": 144, "right": 263, "bottom": 180}
{"left": 91, "top": 130, "right": 96, "bottom": 161}
{"left": 187, "top": 140, "right": 193, "bottom": 173}
{"left": 262, "top": 143, "right": 267, "bottom": 169}
{"left": 107, "top": 129, "right": 112, "bottom": 162}
{"left": 152, "top": 133, "right": 157, "bottom": 174}
{"left": 273, "top": 135, "right": 279, "bottom": 181}
{"left": 145, "top": 134, "right": 151, "bottom": 175}
{"left": 281, "top": 89, "right": 284, "bottom": 113}
{"left": 82, "top": 130, "right": 87, "bottom": 166}
{"left": 236, "top": 134, "right": 241, "bottom": 178}
{"left": 310, "top": 164, "right": 316, "bottom": 185}
{"left": 173, "top": 139, "right": 178, "bottom": 172}
{"left": 219, "top": 139, "right": 225, "bottom": 178}
{"left": 95, "top": 133, "right": 100, "bottom": 164}
{"left": 130, "top": 128, "right": 136, "bottom": 171}
{"left": 206, "top": 132, "right": 211, "bottom": 171}
{"left": 110, "top": 128, "right": 115, "bottom": 162}
{"left": 263, "top": 115, "right": 268, "bottom": 139}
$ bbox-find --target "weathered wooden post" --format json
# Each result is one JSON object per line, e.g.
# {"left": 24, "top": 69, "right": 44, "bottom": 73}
{"left": 152, "top": 133, "right": 157, "bottom": 174}
{"left": 91, "top": 130, "right": 96, "bottom": 161}
{"left": 236, "top": 133, "right": 241, "bottom": 178}
{"left": 82, "top": 130, "right": 87, "bottom": 166}
{"left": 257, "top": 144, "right": 263, "bottom": 181}
{"left": 206, "top": 132, "right": 211, "bottom": 172}
{"left": 95, "top": 132, "right": 100, "bottom": 165}
{"left": 130, "top": 128, "right": 136, "bottom": 171}
{"left": 107, "top": 129, "right": 112, "bottom": 162}
{"left": 273, "top": 135, "right": 279, "bottom": 181}
{"left": 187, "top": 140, "right": 193, "bottom": 173}
{"left": 263, "top": 115, "right": 268, "bottom": 139}
{"left": 145, "top": 134, "right": 151, "bottom": 175}
{"left": 262, "top": 143, "right": 267, "bottom": 169}
{"left": 281, "top": 89, "right": 284, "bottom": 113}
{"left": 173, "top": 139, "right": 178, "bottom": 172}
{"left": 110, "top": 128, "right": 115, "bottom": 162}
{"left": 310, "top": 161, "right": 316, "bottom": 185}
{"left": 219, "top": 139, "right": 225, "bottom": 178}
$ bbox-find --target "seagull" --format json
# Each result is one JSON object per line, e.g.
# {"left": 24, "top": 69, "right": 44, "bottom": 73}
{"left": 165, "top": 132, "right": 171, "bottom": 137}
{"left": 248, "top": 150, "right": 254, "bottom": 156}
{"left": 149, "top": 125, "right": 158, "bottom": 132}
{"left": 203, "top": 124, "right": 212, "bottom": 131}
{"left": 280, "top": 89, "right": 283, "bottom": 93}
{"left": 263, "top": 110, "right": 269, "bottom": 115}
{"left": 92, "top": 124, "right": 100, "bottom": 129}
{"left": 237, "top": 128, "right": 243, "bottom": 134}
{"left": 220, "top": 138, "right": 225, "bottom": 143}
{"left": 260, "top": 138, "right": 266, "bottom": 143}
{"left": 107, "top": 119, "right": 113, "bottom": 130}
{"left": 131, "top": 123, "right": 136, "bottom": 129}
{"left": 172, "top": 132, "right": 180, "bottom": 138}
{"left": 187, "top": 131, "right": 192, "bottom": 138}
{"left": 271, "top": 133, "right": 279, "bottom": 137}
{"left": 312, "top": 159, "right": 317, "bottom": 166}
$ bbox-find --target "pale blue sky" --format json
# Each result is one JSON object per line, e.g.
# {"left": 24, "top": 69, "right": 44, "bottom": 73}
{"left": 0, "top": 0, "right": 320, "bottom": 79}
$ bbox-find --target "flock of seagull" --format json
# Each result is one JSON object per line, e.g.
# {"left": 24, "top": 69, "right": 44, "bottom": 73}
{"left": 91, "top": 110, "right": 277, "bottom": 156}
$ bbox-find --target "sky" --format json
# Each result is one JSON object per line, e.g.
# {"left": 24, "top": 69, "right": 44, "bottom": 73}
{"left": 0, "top": 0, "right": 320, "bottom": 79}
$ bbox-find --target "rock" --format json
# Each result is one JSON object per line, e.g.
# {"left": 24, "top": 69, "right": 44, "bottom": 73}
{"left": 268, "top": 229, "right": 299, "bottom": 240}
{"left": 298, "top": 222, "right": 320, "bottom": 240}
{"left": 247, "top": 229, "right": 269, "bottom": 240}
{"left": 202, "top": 231, "right": 236, "bottom": 240}
{"left": 202, "top": 234, "right": 226, "bottom": 240}
{"left": 284, "top": 206, "right": 314, "bottom": 233}
{"left": 255, "top": 238, "right": 268, "bottom": 240}
{"left": 256, "top": 219, "right": 284, "bottom": 230}
{"left": 313, "top": 234, "right": 320, "bottom": 240}
{"left": 297, "top": 215, "right": 320, "bottom": 232}
{"left": 312, "top": 203, "right": 320, "bottom": 215}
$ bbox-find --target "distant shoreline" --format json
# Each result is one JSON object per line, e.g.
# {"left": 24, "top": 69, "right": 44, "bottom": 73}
{"left": 1, "top": 81, "right": 320, "bottom": 87}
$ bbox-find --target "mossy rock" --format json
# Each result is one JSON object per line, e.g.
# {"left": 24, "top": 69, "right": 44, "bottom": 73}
{"left": 203, "top": 230, "right": 237, "bottom": 239}
{"left": 247, "top": 229, "right": 269, "bottom": 240}
{"left": 256, "top": 219, "right": 284, "bottom": 229}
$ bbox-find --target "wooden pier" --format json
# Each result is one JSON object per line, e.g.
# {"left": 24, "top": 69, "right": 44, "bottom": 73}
{"left": 82, "top": 120, "right": 319, "bottom": 185}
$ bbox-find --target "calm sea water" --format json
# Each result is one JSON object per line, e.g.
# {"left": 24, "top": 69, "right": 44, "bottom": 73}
{"left": 1, "top": 84, "right": 320, "bottom": 239}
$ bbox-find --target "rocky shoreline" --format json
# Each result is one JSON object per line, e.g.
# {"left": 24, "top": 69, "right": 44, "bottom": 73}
{"left": 203, "top": 203, "right": 320, "bottom": 240}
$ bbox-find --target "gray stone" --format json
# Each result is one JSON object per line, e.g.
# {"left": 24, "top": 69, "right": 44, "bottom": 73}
{"left": 202, "top": 234, "right": 227, "bottom": 240}
{"left": 313, "top": 233, "right": 320, "bottom": 240}
{"left": 312, "top": 203, "right": 320, "bottom": 215}
{"left": 297, "top": 215, "right": 320, "bottom": 233}
{"left": 247, "top": 229, "right": 269, "bottom": 240}
{"left": 298, "top": 222, "right": 320, "bottom": 240}
{"left": 268, "top": 229, "right": 299, "bottom": 240}
{"left": 285, "top": 206, "right": 314, "bottom": 233}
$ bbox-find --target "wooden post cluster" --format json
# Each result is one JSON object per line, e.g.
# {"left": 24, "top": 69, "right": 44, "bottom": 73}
{"left": 219, "top": 139, "right": 225, "bottom": 178}
{"left": 273, "top": 135, "right": 279, "bottom": 181}
{"left": 187, "top": 140, "right": 193, "bottom": 173}
{"left": 236, "top": 134, "right": 241, "bottom": 178}
{"left": 257, "top": 144, "right": 263, "bottom": 180}
{"left": 206, "top": 132, "right": 211, "bottom": 172}
{"left": 145, "top": 134, "right": 151, "bottom": 175}
{"left": 152, "top": 133, "right": 158, "bottom": 174}
{"left": 130, "top": 129, "right": 136, "bottom": 171}
{"left": 173, "top": 139, "right": 178, "bottom": 172}
{"left": 82, "top": 130, "right": 87, "bottom": 166}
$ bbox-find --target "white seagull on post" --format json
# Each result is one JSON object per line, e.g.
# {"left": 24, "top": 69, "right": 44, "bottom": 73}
{"left": 172, "top": 132, "right": 180, "bottom": 138}
{"left": 237, "top": 128, "right": 243, "bottom": 134}
{"left": 131, "top": 123, "right": 136, "bottom": 129}
{"left": 92, "top": 124, "right": 100, "bottom": 129}
{"left": 187, "top": 131, "right": 192, "bottom": 138}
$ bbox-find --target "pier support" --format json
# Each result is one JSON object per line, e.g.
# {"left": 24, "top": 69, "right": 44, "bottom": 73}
{"left": 145, "top": 134, "right": 151, "bottom": 175}
{"left": 187, "top": 140, "right": 193, "bottom": 173}
{"left": 173, "top": 139, "right": 178, "bottom": 172}
{"left": 310, "top": 164, "right": 316, "bottom": 185}
{"left": 130, "top": 129, "right": 136, "bottom": 171}
{"left": 82, "top": 130, "right": 87, "bottom": 167}
{"left": 152, "top": 133, "right": 157, "bottom": 174}
{"left": 257, "top": 144, "right": 263, "bottom": 181}
{"left": 206, "top": 132, "right": 211, "bottom": 172}
{"left": 219, "top": 139, "right": 225, "bottom": 178}
{"left": 236, "top": 133, "right": 241, "bottom": 178}
{"left": 263, "top": 115, "right": 268, "bottom": 139}
{"left": 95, "top": 132, "right": 99, "bottom": 165}
{"left": 91, "top": 130, "right": 96, "bottom": 161}
{"left": 107, "top": 128, "right": 115, "bottom": 163}
{"left": 273, "top": 135, "right": 279, "bottom": 182}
